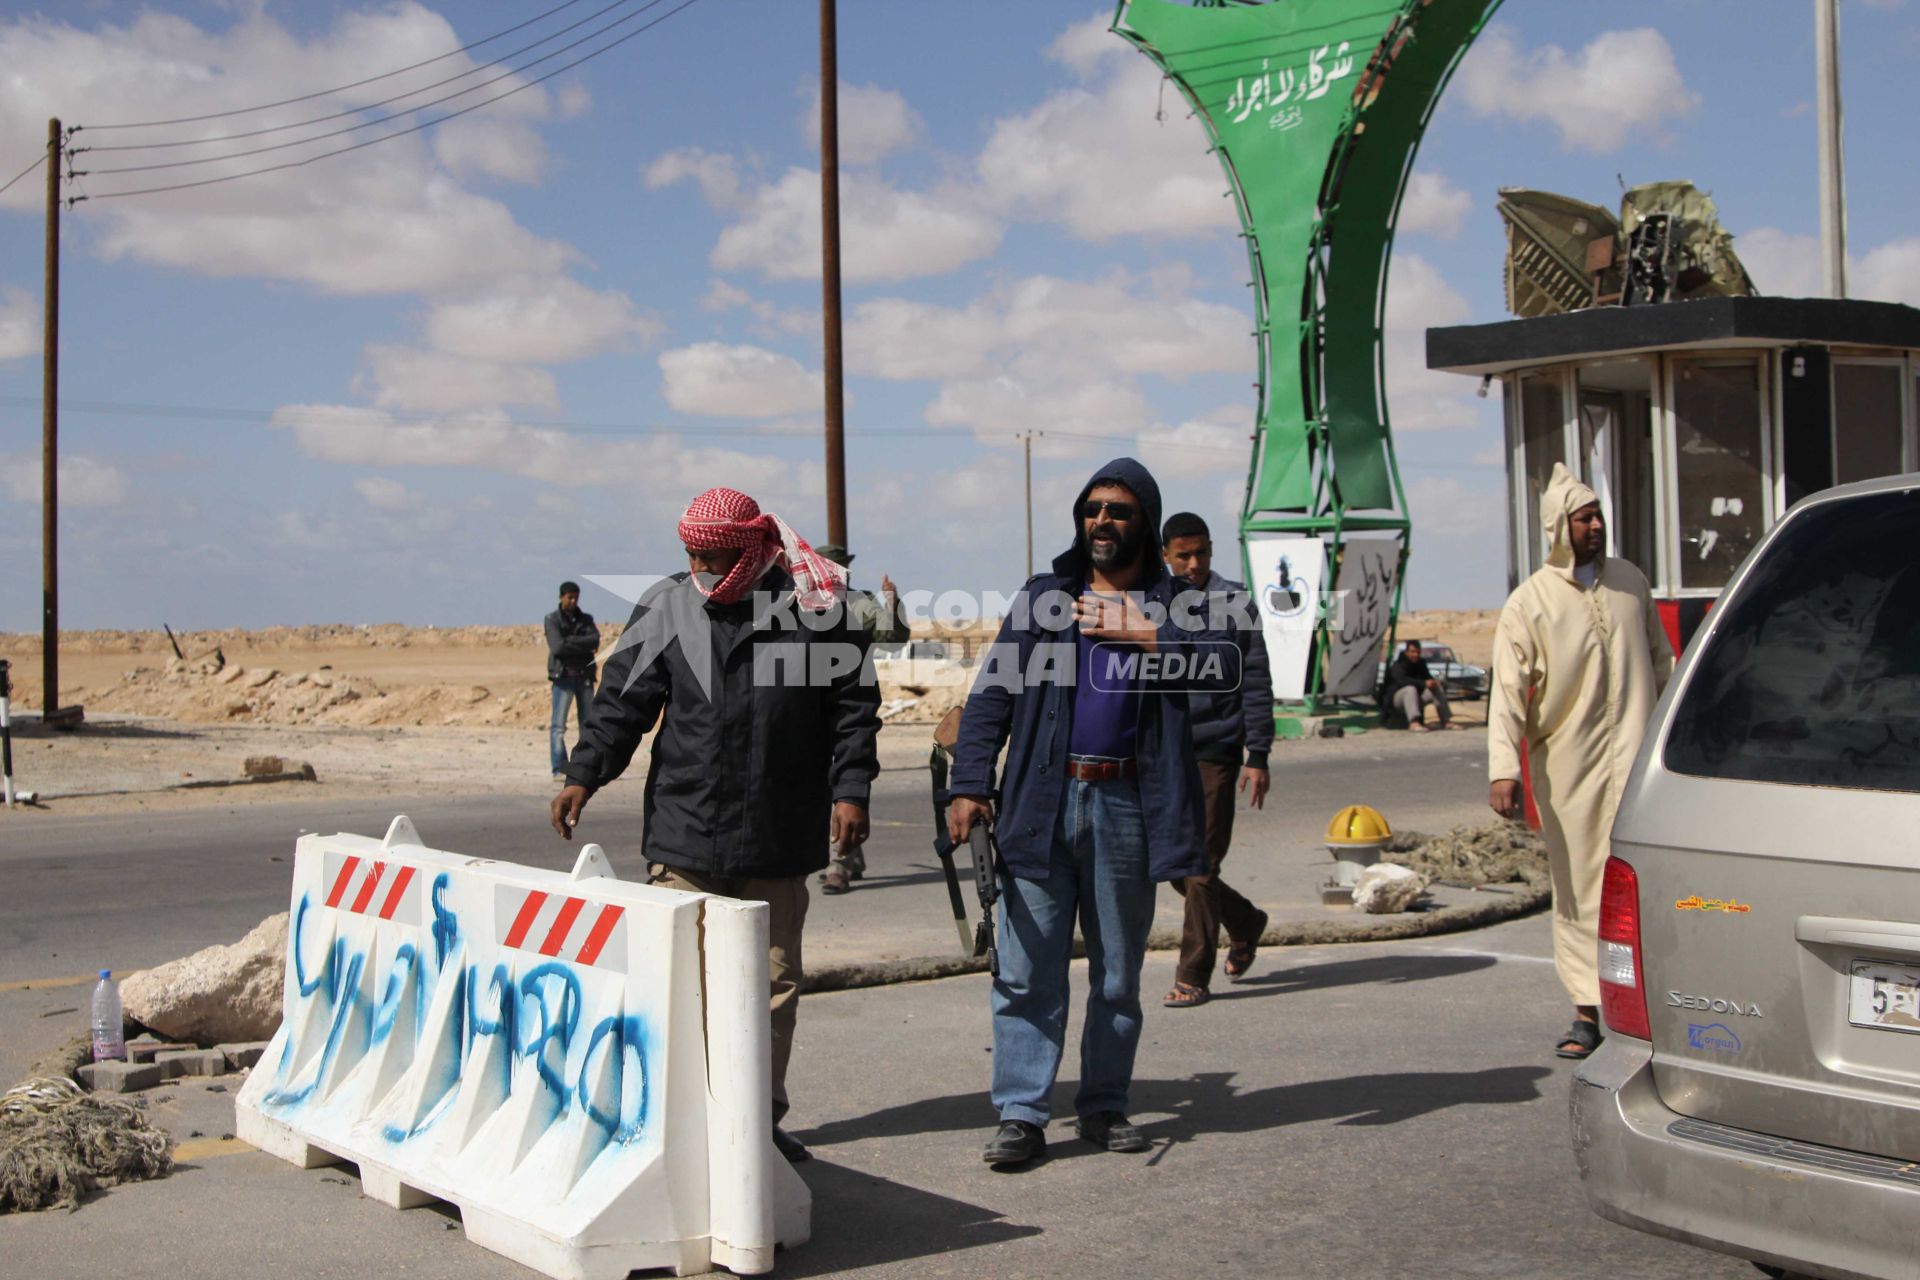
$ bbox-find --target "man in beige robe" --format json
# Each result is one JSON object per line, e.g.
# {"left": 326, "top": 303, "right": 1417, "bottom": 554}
{"left": 1488, "top": 462, "right": 1673, "bottom": 1058}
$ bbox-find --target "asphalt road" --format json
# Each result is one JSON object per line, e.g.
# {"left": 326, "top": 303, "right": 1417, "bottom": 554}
{"left": 0, "top": 917, "right": 1749, "bottom": 1279}
{"left": 0, "top": 733, "right": 1492, "bottom": 991}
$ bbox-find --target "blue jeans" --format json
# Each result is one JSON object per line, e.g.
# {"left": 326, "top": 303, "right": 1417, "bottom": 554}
{"left": 990, "top": 776, "right": 1156, "bottom": 1126}
{"left": 549, "top": 674, "right": 591, "bottom": 773}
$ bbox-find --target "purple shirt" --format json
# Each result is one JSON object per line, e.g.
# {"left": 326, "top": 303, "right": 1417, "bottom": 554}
{"left": 1069, "top": 626, "right": 1140, "bottom": 760}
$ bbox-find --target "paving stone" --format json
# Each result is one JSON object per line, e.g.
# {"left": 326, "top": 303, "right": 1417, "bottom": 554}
{"left": 76, "top": 1060, "right": 164, "bottom": 1093}
{"left": 215, "top": 1042, "right": 270, "bottom": 1070}
{"left": 155, "top": 1049, "right": 230, "bottom": 1077}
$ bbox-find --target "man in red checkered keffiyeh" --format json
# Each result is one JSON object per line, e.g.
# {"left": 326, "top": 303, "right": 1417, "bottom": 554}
{"left": 677, "top": 487, "right": 845, "bottom": 610}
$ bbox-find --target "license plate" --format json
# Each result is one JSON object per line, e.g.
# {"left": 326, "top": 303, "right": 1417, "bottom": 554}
{"left": 1848, "top": 960, "right": 1920, "bottom": 1034}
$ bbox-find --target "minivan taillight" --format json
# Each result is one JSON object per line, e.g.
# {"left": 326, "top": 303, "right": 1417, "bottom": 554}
{"left": 1598, "top": 855, "right": 1651, "bottom": 1041}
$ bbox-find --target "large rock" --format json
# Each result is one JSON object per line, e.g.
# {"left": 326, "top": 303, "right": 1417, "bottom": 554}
{"left": 1353, "top": 863, "right": 1428, "bottom": 915}
{"left": 121, "top": 913, "right": 286, "bottom": 1045}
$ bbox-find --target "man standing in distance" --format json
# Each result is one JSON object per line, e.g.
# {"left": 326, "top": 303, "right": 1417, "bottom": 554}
{"left": 814, "top": 543, "right": 909, "bottom": 895}
{"left": 544, "top": 581, "right": 599, "bottom": 780}
{"left": 1159, "top": 512, "right": 1272, "bottom": 1008}
{"left": 551, "top": 487, "right": 880, "bottom": 1162}
{"left": 948, "top": 459, "right": 1237, "bottom": 1168}
{"left": 1488, "top": 462, "right": 1672, "bottom": 1060}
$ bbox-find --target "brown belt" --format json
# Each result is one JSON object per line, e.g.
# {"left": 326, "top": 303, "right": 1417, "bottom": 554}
{"left": 1065, "top": 756, "right": 1137, "bottom": 782}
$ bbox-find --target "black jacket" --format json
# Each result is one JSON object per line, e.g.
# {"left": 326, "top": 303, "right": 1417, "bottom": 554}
{"left": 563, "top": 570, "right": 881, "bottom": 879}
{"left": 545, "top": 606, "right": 599, "bottom": 682}
{"left": 1183, "top": 570, "right": 1274, "bottom": 765}
{"left": 1383, "top": 654, "right": 1432, "bottom": 699}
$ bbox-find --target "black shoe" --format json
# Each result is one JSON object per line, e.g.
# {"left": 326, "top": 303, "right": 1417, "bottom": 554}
{"left": 981, "top": 1120, "right": 1046, "bottom": 1166}
{"left": 1076, "top": 1111, "right": 1150, "bottom": 1153}
{"left": 772, "top": 1126, "right": 811, "bottom": 1163}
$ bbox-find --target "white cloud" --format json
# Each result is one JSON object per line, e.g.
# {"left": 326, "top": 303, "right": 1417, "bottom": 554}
{"left": 433, "top": 118, "right": 546, "bottom": 185}
{"left": 1135, "top": 415, "right": 1251, "bottom": 476}
{"left": 1737, "top": 229, "right": 1920, "bottom": 305}
{"left": 1398, "top": 172, "right": 1473, "bottom": 239}
{"left": 1738, "top": 228, "right": 1824, "bottom": 299}
{"left": 1383, "top": 253, "right": 1481, "bottom": 432}
{"left": 658, "top": 342, "right": 824, "bottom": 417}
{"left": 358, "top": 346, "right": 559, "bottom": 415}
{"left": 1406, "top": 475, "right": 1503, "bottom": 538}
{"left": 2, "top": 452, "right": 131, "bottom": 507}
{"left": 0, "top": 285, "right": 36, "bottom": 360}
{"left": 975, "top": 23, "right": 1234, "bottom": 241}
{"left": 803, "top": 82, "right": 923, "bottom": 165}
{"left": 927, "top": 371, "right": 1152, "bottom": 443}
{"left": 271, "top": 403, "right": 817, "bottom": 503}
{"left": 352, "top": 475, "right": 416, "bottom": 511}
{"left": 706, "top": 168, "right": 1001, "bottom": 284}
{"left": 643, "top": 147, "right": 744, "bottom": 209}
{"left": 1457, "top": 26, "right": 1699, "bottom": 153}
{"left": 848, "top": 270, "right": 1249, "bottom": 385}
{"left": 425, "top": 279, "right": 660, "bottom": 364}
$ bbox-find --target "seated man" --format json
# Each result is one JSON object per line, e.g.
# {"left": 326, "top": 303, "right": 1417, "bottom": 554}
{"left": 1383, "top": 640, "right": 1454, "bottom": 731}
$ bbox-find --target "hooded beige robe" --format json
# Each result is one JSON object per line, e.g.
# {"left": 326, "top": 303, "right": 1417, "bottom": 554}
{"left": 1489, "top": 463, "right": 1674, "bottom": 1005}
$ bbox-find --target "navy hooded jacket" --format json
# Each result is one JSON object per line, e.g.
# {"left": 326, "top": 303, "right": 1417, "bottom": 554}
{"left": 949, "top": 457, "right": 1240, "bottom": 883}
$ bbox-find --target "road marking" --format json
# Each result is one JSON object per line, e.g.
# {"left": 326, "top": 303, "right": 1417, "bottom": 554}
{"left": 1416, "top": 945, "right": 1555, "bottom": 966}
{"left": 172, "top": 1136, "right": 259, "bottom": 1161}
{"left": 0, "top": 973, "right": 95, "bottom": 993}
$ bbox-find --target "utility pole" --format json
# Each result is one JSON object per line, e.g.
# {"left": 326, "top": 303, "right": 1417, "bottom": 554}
{"left": 818, "top": 0, "right": 848, "bottom": 547}
{"left": 1024, "top": 432, "right": 1033, "bottom": 578}
{"left": 41, "top": 118, "right": 61, "bottom": 720}
{"left": 1815, "top": 0, "right": 1847, "bottom": 298}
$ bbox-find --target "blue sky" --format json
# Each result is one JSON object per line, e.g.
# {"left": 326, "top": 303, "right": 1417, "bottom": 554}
{"left": 0, "top": 0, "right": 1916, "bottom": 631}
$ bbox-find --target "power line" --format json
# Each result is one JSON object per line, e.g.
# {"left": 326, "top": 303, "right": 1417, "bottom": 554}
{"left": 0, "top": 151, "right": 46, "bottom": 199}
{"left": 81, "top": 0, "right": 649, "bottom": 156}
{"left": 85, "top": 0, "right": 673, "bottom": 178}
{"left": 81, "top": 0, "right": 708, "bottom": 202}
{"left": 80, "top": 0, "right": 592, "bottom": 131}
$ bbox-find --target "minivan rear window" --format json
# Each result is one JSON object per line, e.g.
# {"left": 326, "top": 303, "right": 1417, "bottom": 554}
{"left": 1665, "top": 489, "right": 1920, "bottom": 793}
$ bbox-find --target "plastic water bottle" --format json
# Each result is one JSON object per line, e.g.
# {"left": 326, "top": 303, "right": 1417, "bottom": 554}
{"left": 91, "top": 970, "right": 126, "bottom": 1063}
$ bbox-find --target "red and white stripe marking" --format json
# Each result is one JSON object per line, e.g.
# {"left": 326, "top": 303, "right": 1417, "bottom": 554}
{"left": 321, "top": 853, "right": 422, "bottom": 925}
{"left": 495, "top": 886, "right": 627, "bottom": 971}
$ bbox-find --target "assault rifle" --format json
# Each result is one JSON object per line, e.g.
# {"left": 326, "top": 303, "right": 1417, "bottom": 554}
{"left": 929, "top": 706, "right": 1000, "bottom": 976}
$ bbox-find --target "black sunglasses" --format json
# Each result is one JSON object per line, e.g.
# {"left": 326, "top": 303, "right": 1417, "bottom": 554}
{"left": 1080, "top": 499, "right": 1137, "bottom": 522}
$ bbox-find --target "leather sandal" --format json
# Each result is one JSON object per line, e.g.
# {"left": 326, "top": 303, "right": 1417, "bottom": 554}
{"left": 1163, "top": 981, "right": 1209, "bottom": 1008}
{"left": 1224, "top": 909, "right": 1269, "bottom": 983}
{"left": 1555, "top": 1018, "right": 1603, "bottom": 1060}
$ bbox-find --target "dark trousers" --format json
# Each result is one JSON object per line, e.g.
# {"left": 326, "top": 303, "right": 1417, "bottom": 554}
{"left": 1171, "top": 760, "right": 1262, "bottom": 988}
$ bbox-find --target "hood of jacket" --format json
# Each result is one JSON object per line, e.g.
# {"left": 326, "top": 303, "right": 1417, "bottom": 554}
{"left": 1052, "top": 456, "right": 1168, "bottom": 588}
{"left": 1542, "top": 461, "right": 1602, "bottom": 581}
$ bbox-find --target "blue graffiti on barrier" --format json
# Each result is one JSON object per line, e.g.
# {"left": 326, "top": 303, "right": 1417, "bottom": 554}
{"left": 578, "top": 1014, "right": 650, "bottom": 1144}
{"left": 430, "top": 873, "right": 458, "bottom": 968}
{"left": 519, "top": 962, "right": 584, "bottom": 1100}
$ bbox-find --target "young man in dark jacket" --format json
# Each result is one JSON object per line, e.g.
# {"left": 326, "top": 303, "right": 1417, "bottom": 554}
{"left": 549, "top": 488, "right": 880, "bottom": 1163}
{"left": 947, "top": 459, "right": 1239, "bottom": 1168}
{"left": 544, "top": 581, "right": 599, "bottom": 778}
{"left": 1159, "top": 512, "right": 1274, "bottom": 1008}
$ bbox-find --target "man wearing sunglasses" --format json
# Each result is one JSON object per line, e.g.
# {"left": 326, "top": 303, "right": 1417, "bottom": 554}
{"left": 948, "top": 458, "right": 1240, "bottom": 1168}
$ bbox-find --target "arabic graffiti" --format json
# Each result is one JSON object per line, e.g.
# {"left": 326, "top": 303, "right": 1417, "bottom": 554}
{"left": 1325, "top": 540, "right": 1396, "bottom": 698}
{"left": 1674, "top": 896, "right": 1753, "bottom": 914}
{"left": 1225, "top": 43, "right": 1356, "bottom": 126}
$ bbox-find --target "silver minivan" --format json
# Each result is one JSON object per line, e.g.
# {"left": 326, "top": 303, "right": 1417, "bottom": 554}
{"left": 1574, "top": 475, "right": 1920, "bottom": 1280}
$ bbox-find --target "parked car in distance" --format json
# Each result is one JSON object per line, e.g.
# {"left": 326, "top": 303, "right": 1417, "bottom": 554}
{"left": 1573, "top": 474, "right": 1920, "bottom": 1280}
{"left": 1374, "top": 640, "right": 1488, "bottom": 700}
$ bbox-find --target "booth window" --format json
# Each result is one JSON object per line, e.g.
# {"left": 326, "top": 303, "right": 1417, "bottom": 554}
{"left": 1671, "top": 357, "right": 1764, "bottom": 591}
{"left": 1518, "top": 372, "right": 1566, "bottom": 574}
{"left": 1832, "top": 361, "right": 1905, "bottom": 484}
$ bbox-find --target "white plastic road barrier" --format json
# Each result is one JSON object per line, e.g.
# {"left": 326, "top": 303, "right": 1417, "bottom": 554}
{"left": 236, "top": 816, "right": 810, "bottom": 1279}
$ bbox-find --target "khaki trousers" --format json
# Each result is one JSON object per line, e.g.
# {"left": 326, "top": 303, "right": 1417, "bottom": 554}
{"left": 647, "top": 864, "right": 809, "bottom": 1123}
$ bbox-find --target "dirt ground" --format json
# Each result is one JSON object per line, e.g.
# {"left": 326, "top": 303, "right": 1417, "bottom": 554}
{"left": 0, "top": 611, "right": 1496, "bottom": 816}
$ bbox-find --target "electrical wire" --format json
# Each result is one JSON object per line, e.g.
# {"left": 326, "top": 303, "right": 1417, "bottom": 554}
{"left": 79, "top": 0, "right": 592, "bottom": 131}
{"left": 81, "top": 0, "right": 649, "bottom": 155}
{"left": 81, "top": 0, "right": 708, "bottom": 201}
{"left": 0, "top": 151, "right": 46, "bottom": 199}
{"left": 86, "top": 0, "right": 673, "bottom": 177}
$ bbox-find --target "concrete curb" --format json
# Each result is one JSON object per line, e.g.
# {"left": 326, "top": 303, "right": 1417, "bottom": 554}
{"left": 800, "top": 881, "right": 1549, "bottom": 995}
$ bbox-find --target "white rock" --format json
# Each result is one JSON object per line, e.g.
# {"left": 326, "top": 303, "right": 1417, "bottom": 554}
{"left": 1353, "top": 863, "right": 1428, "bottom": 914}
{"left": 121, "top": 913, "right": 287, "bottom": 1045}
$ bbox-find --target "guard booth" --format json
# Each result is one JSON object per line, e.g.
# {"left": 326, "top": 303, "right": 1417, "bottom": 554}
{"left": 1426, "top": 296, "right": 1920, "bottom": 651}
